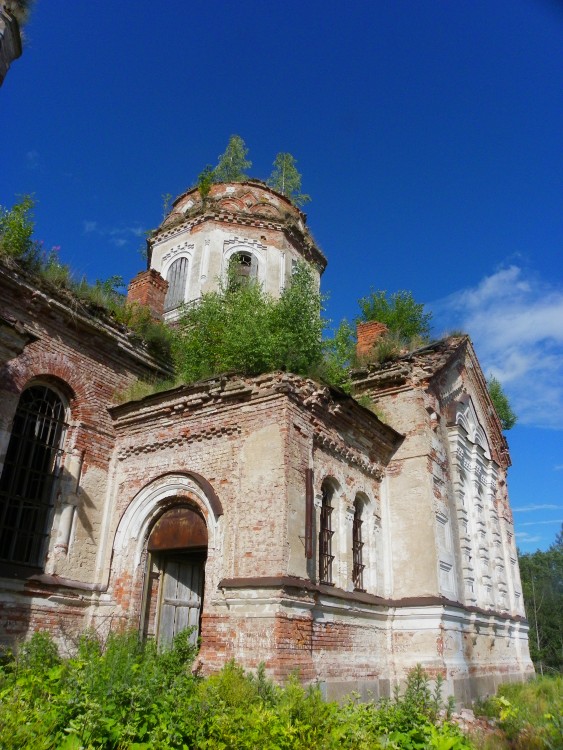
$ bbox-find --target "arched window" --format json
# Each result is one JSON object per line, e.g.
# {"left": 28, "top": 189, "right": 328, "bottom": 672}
{"left": 319, "top": 483, "right": 334, "bottom": 585}
{"left": 0, "top": 386, "right": 67, "bottom": 567}
{"left": 164, "top": 256, "right": 189, "bottom": 311}
{"left": 232, "top": 251, "right": 258, "bottom": 284}
{"left": 352, "top": 498, "right": 365, "bottom": 591}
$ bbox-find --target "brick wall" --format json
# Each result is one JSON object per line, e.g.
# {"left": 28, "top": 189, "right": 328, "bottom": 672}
{"left": 127, "top": 269, "right": 168, "bottom": 319}
{"left": 0, "top": 262, "right": 163, "bottom": 644}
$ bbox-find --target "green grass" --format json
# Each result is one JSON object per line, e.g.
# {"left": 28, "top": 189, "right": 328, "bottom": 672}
{"left": 473, "top": 676, "right": 563, "bottom": 749}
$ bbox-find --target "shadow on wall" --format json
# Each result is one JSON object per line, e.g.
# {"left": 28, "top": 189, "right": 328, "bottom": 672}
{"left": 0, "top": 464, "right": 100, "bottom": 650}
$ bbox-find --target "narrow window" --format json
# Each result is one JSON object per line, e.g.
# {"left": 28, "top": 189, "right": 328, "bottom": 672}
{"left": 232, "top": 251, "right": 258, "bottom": 283}
{"left": 0, "top": 386, "right": 67, "bottom": 567}
{"left": 319, "top": 484, "right": 334, "bottom": 584}
{"left": 352, "top": 500, "right": 365, "bottom": 591}
{"left": 164, "top": 257, "right": 189, "bottom": 311}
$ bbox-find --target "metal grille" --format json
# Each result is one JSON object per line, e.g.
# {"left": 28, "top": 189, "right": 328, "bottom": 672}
{"left": 164, "top": 257, "right": 189, "bottom": 311}
{"left": 319, "top": 486, "right": 334, "bottom": 584}
{"left": 0, "top": 386, "right": 67, "bottom": 567}
{"left": 352, "top": 503, "right": 365, "bottom": 591}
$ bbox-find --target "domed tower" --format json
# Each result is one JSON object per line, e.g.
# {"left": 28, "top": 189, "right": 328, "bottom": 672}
{"left": 146, "top": 181, "right": 327, "bottom": 320}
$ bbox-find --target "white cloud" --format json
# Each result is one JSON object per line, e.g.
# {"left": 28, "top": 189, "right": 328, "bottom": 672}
{"left": 432, "top": 266, "right": 563, "bottom": 429}
{"left": 25, "top": 150, "right": 40, "bottom": 169}
{"left": 514, "top": 531, "right": 542, "bottom": 543}
{"left": 519, "top": 519, "right": 563, "bottom": 527}
{"left": 512, "top": 504, "right": 560, "bottom": 512}
{"left": 82, "top": 221, "right": 144, "bottom": 245}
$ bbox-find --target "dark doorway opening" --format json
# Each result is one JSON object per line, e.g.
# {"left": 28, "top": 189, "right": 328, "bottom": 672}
{"left": 141, "top": 505, "right": 207, "bottom": 648}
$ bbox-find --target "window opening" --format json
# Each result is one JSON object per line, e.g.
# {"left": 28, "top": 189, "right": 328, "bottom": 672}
{"left": 0, "top": 386, "right": 67, "bottom": 567}
{"left": 319, "top": 484, "right": 334, "bottom": 584}
{"left": 232, "top": 251, "right": 258, "bottom": 283}
{"left": 164, "top": 256, "right": 189, "bottom": 311}
{"left": 352, "top": 500, "right": 365, "bottom": 590}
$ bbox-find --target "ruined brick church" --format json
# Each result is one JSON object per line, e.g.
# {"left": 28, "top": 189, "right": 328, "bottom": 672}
{"left": 0, "top": 181, "right": 533, "bottom": 702}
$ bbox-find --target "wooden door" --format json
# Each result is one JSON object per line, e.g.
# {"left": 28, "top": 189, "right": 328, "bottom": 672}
{"left": 157, "top": 555, "right": 204, "bottom": 648}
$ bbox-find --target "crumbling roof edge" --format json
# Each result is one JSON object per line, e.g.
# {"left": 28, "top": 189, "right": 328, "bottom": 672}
{"left": 0, "top": 258, "right": 169, "bottom": 377}
{"left": 109, "top": 369, "right": 404, "bottom": 453}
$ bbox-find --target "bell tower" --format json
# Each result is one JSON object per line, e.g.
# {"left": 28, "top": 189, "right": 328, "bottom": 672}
{"left": 146, "top": 181, "right": 327, "bottom": 320}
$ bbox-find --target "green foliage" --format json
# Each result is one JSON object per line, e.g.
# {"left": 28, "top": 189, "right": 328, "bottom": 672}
{"left": 172, "top": 261, "right": 325, "bottom": 384}
{"left": 271, "top": 262, "right": 325, "bottom": 374}
{"left": 115, "top": 376, "right": 181, "bottom": 404}
{"left": 474, "top": 676, "right": 563, "bottom": 749}
{"left": 518, "top": 528, "right": 563, "bottom": 674}
{"left": 197, "top": 165, "right": 215, "bottom": 201}
{"left": 0, "top": 196, "right": 173, "bottom": 363}
{"left": 0, "top": 644, "right": 475, "bottom": 749}
{"left": 357, "top": 289, "right": 433, "bottom": 343}
{"left": 321, "top": 319, "right": 357, "bottom": 391}
{"left": 267, "top": 152, "right": 311, "bottom": 206}
{"left": 70, "top": 275, "right": 174, "bottom": 362}
{"left": 161, "top": 192, "right": 173, "bottom": 218}
{"left": 370, "top": 330, "right": 404, "bottom": 363}
{"left": 0, "top": 194, "right": 38, "bottom": 267}
{"left": 487, "top": 376, "right": 517, "bottom": 430}
{"left": 0, "top": 629, "right": 199, "bottom": 749}
{"left": 214, "top": 134, "right": 252, "bottom": 182}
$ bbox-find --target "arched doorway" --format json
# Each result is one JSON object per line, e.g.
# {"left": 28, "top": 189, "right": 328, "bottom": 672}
{"left": 141, "top": 505, "right": 207, "bottom": 648}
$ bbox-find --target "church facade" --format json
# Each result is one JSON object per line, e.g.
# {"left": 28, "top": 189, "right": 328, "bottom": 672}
{"left": 0, "top": 181, "right": 533, "bottom": 702}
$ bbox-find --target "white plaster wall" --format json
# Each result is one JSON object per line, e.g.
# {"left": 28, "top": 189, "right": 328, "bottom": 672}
{"left": 150, "top": 222, "right": 315, "bottom": 313}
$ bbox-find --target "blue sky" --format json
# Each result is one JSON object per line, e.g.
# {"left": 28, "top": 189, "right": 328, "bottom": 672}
{"left": 2, "top": 1, "right": 562, "bottom": 552}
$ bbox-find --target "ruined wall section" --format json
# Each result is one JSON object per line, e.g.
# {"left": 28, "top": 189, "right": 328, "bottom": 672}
{"left": 104, "top": 374, "right": 306, "bottom": 635}
{"left": 105, "top": 373, "right": 401, "bottom": 692}
{"left": 350, "top": 339, "right": 533, "bottom": 697}
{"left": 433, "top": 343, "right": 523, "bottom": 617}
{"left": 350, "top": 338, "right": 522, "bottom": 615}
{"left": 352, "top": 364, "right": 443, "bottom": 600}
{"left": 0, "top": 262, "right": 164, "bottom": 641}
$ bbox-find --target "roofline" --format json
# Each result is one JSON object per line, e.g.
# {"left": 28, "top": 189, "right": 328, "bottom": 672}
{"left": 0, "top": 258, "right": 169, "bottom": 377}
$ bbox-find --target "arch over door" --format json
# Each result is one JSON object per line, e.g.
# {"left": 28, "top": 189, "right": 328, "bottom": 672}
{"left": 143, "top": 506, "right": 207, "bottom": 647}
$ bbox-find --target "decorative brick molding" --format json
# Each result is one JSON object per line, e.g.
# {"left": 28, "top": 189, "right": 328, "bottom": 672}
{"left": 127, "top": 269, "right": 168, "bottom": 319}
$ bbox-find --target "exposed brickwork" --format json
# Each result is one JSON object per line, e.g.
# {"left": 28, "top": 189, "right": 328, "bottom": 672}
{"left": 0, "top": 225, "right": 533, "bottom": 702}
{"left": 0, "top": 261, "right": 164, "bottom": 644}
{"left": 127, "top": 269, "right": 169, "bottom": 320}
{"left": 356, "top": 321, "right": 389, "bottom": 359}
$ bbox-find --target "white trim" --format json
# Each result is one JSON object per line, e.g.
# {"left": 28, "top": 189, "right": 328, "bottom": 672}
{"left": 222, "top": 238, "right": 266, "bottom": 285}
{"left": 113, "top": 474, "right": 220, "bottom": 570}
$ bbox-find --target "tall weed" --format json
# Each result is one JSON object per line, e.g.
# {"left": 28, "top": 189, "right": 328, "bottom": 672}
{"left": 474, "top": 676, "right": 563, "bottom": 749}
{"left": 0, "top": 634, "right": 476, "bottom": 749}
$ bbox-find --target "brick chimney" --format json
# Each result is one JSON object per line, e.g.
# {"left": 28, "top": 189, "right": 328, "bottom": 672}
{"left": 356, "top": 321, "right": 388, "bottom": 359}
{"left": 127, "top": 269, "right": 169, "bottom": 320}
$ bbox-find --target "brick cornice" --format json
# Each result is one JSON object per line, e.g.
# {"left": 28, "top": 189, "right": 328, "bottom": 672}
{"left": 110, "top": 372, "right": 403, "bottom": 467}
{"left": 150, "top": 210, "right": 327, "bottom": 270}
